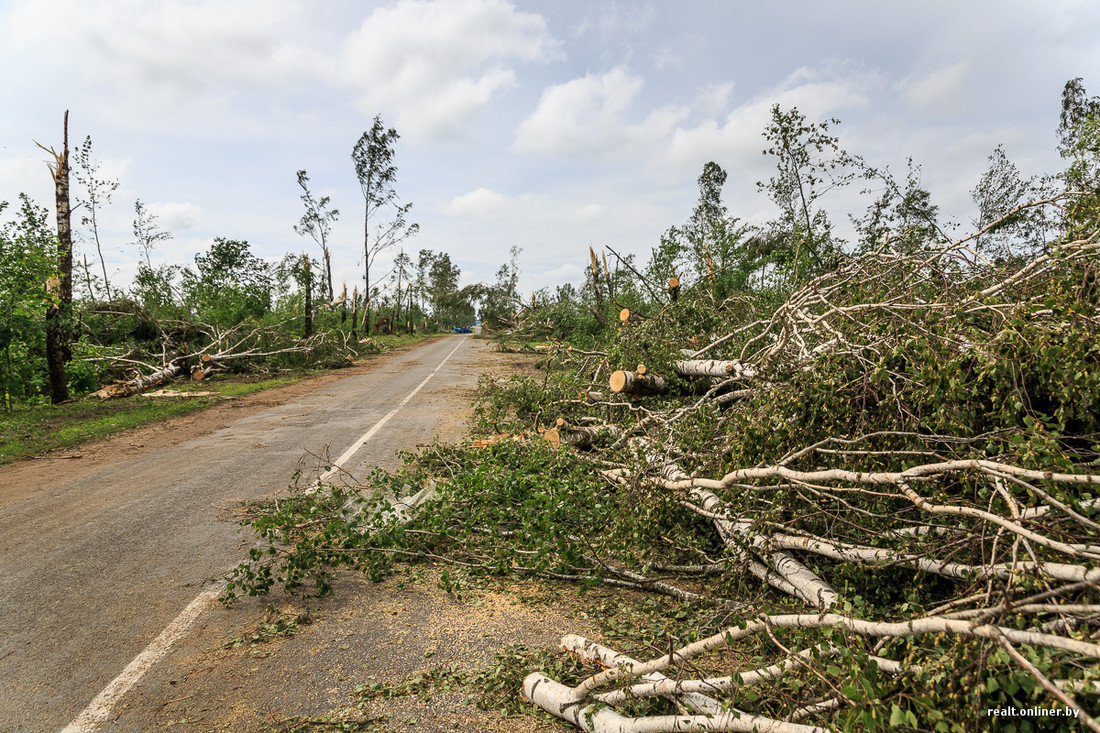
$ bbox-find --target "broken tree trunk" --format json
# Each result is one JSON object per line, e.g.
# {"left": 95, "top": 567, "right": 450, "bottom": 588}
{"left": 610, "top": 369, "right": 667, "bottom": 396}
{"left": 303, "top": 254, "right": 313, "bottom": 339}
{"left": 42, "top": 110, "right": 73, "bottom": 404}
{"left": 351, "top": 286, "right": 359, "bottom": 339}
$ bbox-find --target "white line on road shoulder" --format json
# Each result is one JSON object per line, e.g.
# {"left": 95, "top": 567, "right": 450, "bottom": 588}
{"left": 59, "top": 580, "right": 226, "bottom": 733}
{"left": 60, "top": 336, "right": 467, "bottom": 732}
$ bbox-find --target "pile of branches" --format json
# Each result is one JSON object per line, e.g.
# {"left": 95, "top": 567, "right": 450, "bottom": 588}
{"left": 495, "top": 201, "right": 1100, "bottom": 729}
{"left": 228, "top": 199, "right": 1100, "bottom": 730}
{"left": 84, "top": 316, "right": 361, "bottom": 398}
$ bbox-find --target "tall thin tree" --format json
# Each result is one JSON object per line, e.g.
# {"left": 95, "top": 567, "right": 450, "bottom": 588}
{"left": 73, "top": 135, "right": 119, "bottom": 301}
{"left": 293, "top": 170, "right": 338, "bottom": 302}
{"left": 351, "top": 115, "right": 418, "bottom": 337}
{"left": 132, "top": 199, "right": 172, "bottom": 268}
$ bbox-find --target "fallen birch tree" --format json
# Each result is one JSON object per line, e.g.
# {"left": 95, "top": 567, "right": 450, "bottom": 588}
{"left": 226, "top": 185, "right": 1100, "bottom": 730}
{"left": 86, "top": 317, "right": 356, "bottom": 398}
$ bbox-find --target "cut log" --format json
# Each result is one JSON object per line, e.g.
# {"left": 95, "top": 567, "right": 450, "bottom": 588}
{"left": 610, "top": 370, "right": 667, "bottom": 395}
{"left": 191, "top": 367, "right": 205, "bottom": 380}
{"left": 675, "top": 359, "right": 756, "bottom": 380}
{"left": 523, "top": 672, "right": 825, "bottom": 733}
{"left": 668, "top": 276, "right": 680, "bottom": 303}
{"left": 547, "top": 421, "right": 620, "bottom": 449}
{"left": 542, "top": 428, "right": 562, "bottom": 449}
{"left": 619, "top": 308, "right": 632, "bottom": 323}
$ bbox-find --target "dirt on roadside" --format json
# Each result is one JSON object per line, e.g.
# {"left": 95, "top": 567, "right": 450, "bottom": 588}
{"left": 119, "top": 568, "right": 600, "bottom": 732}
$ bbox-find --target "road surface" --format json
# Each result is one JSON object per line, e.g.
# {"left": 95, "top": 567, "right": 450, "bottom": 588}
{"left": 0, "top": 336, "right": 489, "bottom": 732}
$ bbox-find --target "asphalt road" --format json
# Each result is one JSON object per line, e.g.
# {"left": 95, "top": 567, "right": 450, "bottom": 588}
{"left": 0, "top": 336, "right": 485, "bottom": 733}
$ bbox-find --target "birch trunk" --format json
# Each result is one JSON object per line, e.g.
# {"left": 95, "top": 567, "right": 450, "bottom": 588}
{"left": 610, "top": 370, "right": 667, "bottom": 395}
{"left": 89, "top": 363, "right": 183, "bottom": 399}
{"left": 674, "top": 359, "right": 756, "bottom": 380}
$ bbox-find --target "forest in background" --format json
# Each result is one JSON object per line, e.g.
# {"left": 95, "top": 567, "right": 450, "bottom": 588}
{"left": 0, "top": 113, "right": 524, "bottom": 409}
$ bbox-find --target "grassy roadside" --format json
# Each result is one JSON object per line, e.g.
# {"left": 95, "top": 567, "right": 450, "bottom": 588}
{"left": 0, "top": 332, "right": 435, "bottom": 466}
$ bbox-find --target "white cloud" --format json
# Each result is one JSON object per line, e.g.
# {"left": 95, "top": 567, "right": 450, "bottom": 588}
{"left": 0, "top": 154, "right": 55, "bottom": 207}
{"left": 539, "top": 262, "right": 584, "bottom": 283}
{"left": 514, "top": 67, "right": 688, "bottom": 157}
{"left": 149, "top": 201, "right": 202, "bottom": 231}
{"left": 574, "top": 1, "right": 656, "bottom": 43}
{"left": 697, "top": 83, "right": 735, "bottom": 118}
{"left": 446, "top": 187, "right": 509, "bottom": 217}
{"left": 661, "top": 67, "right": 875, "bottom": 174}
{"left": 573, "top": 203, "right": 605, "bottom": 222}
{"left": 3, "top": 0, "right": 321, "bottom": 92}
{"left": 898, "top": 61, "right": 971, "bottom": 114}
{"left": 339, "top": 0, "right": 559, "bottom": 139}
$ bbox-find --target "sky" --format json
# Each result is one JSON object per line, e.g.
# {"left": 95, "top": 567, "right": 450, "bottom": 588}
{"left": 1, "top": 0, "right": 1098, "bottom": 300}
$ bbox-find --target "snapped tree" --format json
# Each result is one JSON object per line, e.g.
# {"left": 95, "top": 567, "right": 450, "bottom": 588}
{"left": 34, "top": 110, "right": 74, "bottom": 404}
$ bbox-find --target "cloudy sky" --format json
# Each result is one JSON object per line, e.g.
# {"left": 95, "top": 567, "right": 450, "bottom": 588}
{"left": 1, "top": 0, "right": 1098, "bottom": 298}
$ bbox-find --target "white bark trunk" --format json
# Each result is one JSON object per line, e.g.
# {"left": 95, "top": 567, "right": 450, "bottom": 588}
{"left": 523, "top": 673, "right": 829, "bottom": 733}
{"left": 89, "top": 363, "right": 182, "bottom": 399}
{"left": 654, "top": 452, "right": 837, "bottom": 609}
{"left": 610, "top": 370, "right": 668, "bottom": 395}
{"left": 674, "top": 359, "right": 756, "bottom": 380}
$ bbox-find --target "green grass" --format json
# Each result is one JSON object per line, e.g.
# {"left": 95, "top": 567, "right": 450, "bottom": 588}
{"left": 0, "top": 334, "right": 439, "bottom": 465}
{"left": 0, "top": 396, "right": 216, "bottom": 464}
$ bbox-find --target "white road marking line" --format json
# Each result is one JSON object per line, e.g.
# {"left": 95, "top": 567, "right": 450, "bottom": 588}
{"left": 59, "top": 336, "right": 467, "bottom": 732}
{"left": 318, "top": 336, "right": 466, "bottom": 482}
{"left": 59, "top": 580, "right": 226, "bottom": 733}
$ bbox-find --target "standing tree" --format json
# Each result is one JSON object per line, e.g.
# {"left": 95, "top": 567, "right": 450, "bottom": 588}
{"left": 293, "top": 170, "right": 339, "bottom": 302}
{"left": 853, "top": 159, "right": 942, "bottom": 256}
{"left": 1056, "top": 78, "right": 1100, "bottom": 239}
{"left": 73, "top": 135, "right": 119, "bottom": 301}
{"left": 1057, "top": 77, "right": 1100, "bottom": 159}
{"left": 351, "top": 115, "right": 418, "bottom": 337}
{"left": 182, "top": 238, "right": 272, "bottom": 327}
{"left": 0, "top": 195, "right": 56, "bottom": 409}
{"left": 132, "top": 198, "right": 172, "bottom": 268}
{"left": 758, "top": 105, "right": 856, "bottom": 283}
{"left": 390, "top": 249, "right": 413, "bottom": 331}
{"left": 970, "top": 145, "right": 1051, "bottom": 259}
{"left": 35, "top": 111, "right": 74, "bottom": 403}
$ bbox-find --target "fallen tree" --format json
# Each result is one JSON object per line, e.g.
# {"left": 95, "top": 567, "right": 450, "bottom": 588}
{"left": 86, "top": 317, "right": 359, "bottom": 398}
{"left": 227, "top": 187, "right": 1100, "bottom": 729}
